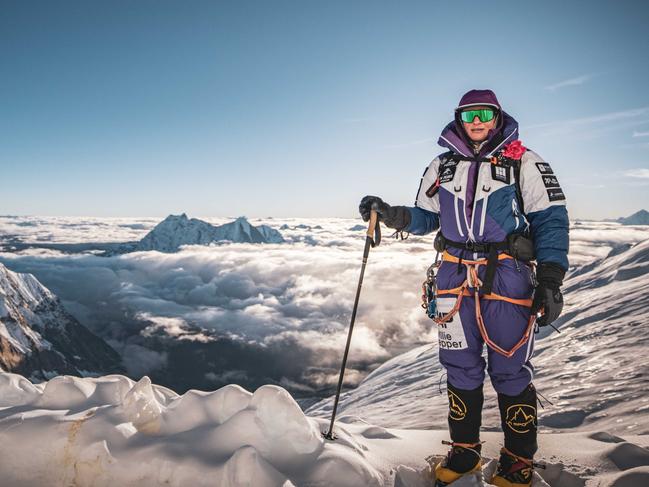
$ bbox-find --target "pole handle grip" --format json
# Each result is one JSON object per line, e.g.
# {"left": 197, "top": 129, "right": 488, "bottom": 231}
{"left": 366, "top": 210, "right": 381, "bottom": 247}
{"left": 366, "top": 210, "right": 378, "bottom": 238}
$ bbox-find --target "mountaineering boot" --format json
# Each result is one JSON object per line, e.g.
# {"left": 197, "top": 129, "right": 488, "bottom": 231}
{"left": 497, "top": 383, "right": 538, "bottom": 459}
{"left": 492, "top": 383, "right": 538, "bottom": 486}
{"left": 434, "top": 442, "right": 482, "bottom": 486}
{"left": 434, "top": 382, "right": 484, "bottom": 485}
{"left": 491, "top": 448, "right": 533, "bottom": 487}
{"left": 446, "top": 382, "right": 484, "bottom": 444}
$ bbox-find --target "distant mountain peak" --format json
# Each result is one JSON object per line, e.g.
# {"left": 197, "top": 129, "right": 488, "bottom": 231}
{"left": 617, "top": 209, "right": 649, "bottom": 225}
{"left": 233, "top": 216, "right": 253, "bottom": 228}
{"left": 131, "top": 214, "right": 284, "bottom": 253}
{"left": 161, "top": 213, "right": 188, "bottom": 222}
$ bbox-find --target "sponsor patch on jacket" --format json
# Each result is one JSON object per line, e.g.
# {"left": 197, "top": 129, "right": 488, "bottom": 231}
{"left": 542, "top": 175, "right": 561, "bottom": 188}
{"left": 535, "top": 162, "right": 554, "bottom": 174}
{"left": 547, "top": 188, "right": 566, "bottom": 201}
{"left": 491, "top": 164, "right": 511, "bottom": 184}
{"left": 438, "top": 162, "right": 458, "bottom": 184}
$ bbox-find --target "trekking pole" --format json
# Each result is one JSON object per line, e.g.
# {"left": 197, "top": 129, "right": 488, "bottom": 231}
{"left": 323, "top": 209, "right": 381, "bottom": 440}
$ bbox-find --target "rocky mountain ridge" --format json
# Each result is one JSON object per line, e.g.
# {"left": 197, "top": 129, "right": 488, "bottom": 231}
{"left": 0, "top": 262, "right": 123, "bottom": 379}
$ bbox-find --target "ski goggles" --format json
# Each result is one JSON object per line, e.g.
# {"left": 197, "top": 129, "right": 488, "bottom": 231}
{"left": 459, "top": 108, "right": 497, "bottom": 123}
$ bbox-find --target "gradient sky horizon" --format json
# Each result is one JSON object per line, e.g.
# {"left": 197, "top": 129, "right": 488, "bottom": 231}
{"left": 1, "top": 0, "right": 648, "bottom": 220}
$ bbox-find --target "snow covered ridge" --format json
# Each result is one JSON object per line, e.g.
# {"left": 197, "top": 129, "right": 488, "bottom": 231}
{"left": 2, "top": 373, "right": 649, "bottom": 487}
{"left": 110, "top": 214, "right": 285, "bottom": 254}
{"left": 0, "top": 262, "right": 123, "bottom": 379}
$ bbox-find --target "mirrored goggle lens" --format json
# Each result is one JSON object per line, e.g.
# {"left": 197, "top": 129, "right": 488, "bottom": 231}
{"left": 460, "top": 109, "right": 495, "bottom": 123}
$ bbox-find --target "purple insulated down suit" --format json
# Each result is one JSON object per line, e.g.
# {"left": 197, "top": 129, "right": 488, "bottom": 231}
{"left": 405, "top": 111, "right": 569, "bottom": 396}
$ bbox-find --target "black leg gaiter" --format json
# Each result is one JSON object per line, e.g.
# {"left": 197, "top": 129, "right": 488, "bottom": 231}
{"left": 498, "top": 383, "right": 538, "bottom": 459}
{"left": 447, "top": 381, "right": 484, "bottom": 444}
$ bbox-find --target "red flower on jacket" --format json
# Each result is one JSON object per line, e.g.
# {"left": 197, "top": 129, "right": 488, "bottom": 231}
{"left": 502, "top": 140, "right": 526, "bottom": 160}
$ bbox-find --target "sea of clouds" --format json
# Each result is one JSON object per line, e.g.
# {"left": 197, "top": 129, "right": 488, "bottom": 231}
{"left": 1, "top": 215, "right": 648, "bottom": 398}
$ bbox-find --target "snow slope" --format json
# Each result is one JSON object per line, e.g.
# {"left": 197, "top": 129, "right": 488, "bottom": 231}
{"left": 307, "top": 238, "right": 649, "bottom": 436}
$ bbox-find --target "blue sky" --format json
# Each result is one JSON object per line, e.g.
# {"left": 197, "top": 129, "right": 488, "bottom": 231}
{"left": 1, "top": 0, "right": 648, "bottom": 219}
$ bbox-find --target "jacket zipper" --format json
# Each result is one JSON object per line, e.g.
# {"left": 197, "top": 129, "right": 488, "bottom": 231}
{"left": 468, "top": 146, "right": 482, "bottom": 241}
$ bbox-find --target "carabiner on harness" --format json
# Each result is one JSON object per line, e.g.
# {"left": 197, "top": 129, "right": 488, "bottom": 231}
{"left": 421, "top": 252, "right": 440, "bottom": 319}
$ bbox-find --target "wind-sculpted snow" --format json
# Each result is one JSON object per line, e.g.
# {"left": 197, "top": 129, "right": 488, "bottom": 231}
{"left": 2, "top": 372, "right": 648, "bottom": 486}
{"left": 0, "top": 372, "right": 384, "bottom": 487}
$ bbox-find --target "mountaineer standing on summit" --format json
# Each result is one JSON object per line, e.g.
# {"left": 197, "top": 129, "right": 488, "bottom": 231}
{"left": 359, "top": 89, "right": 569, "bottom": 486}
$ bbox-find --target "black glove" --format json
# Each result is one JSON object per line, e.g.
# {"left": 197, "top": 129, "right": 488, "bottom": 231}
{"left": 358, "top": 195, "right": 411, "bottom": 231}
{"left": 532, "top": 262, "right": 565, "bottom": 326}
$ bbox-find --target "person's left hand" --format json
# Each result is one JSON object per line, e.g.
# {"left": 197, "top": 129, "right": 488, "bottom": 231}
{"left": 531, "top": 263, "right": 565, "bottom": 326}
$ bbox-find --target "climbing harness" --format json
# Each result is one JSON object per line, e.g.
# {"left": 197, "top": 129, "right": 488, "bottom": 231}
{"left": 433, "top": 232, "right": 535, "bottom": 295}
{"left": 422, "top": 250, "right": 536, "bottom": 359}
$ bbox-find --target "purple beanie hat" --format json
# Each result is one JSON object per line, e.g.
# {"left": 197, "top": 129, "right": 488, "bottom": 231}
{"left": 456, "top": 89, "right": 501, "bottom": 111}
{"left": 452, "top": 89, "right": 505, "bottom": 148}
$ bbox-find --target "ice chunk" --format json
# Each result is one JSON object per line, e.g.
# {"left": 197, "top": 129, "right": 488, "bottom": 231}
{"left": 250, "top": 385, "right": 323, "bottom": 463}
{"left": 86, "top": 375, "right": 135, "bottom": 407}
{"left": 120, "top": 376, "right": 162, "bottom": 434}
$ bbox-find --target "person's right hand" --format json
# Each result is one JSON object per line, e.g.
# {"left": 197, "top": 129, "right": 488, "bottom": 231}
{"left": 359, "top": 195, "right": 391, "bottom": 222}
{"left": 358, "top": 195, "right": 411, "bottom": 230}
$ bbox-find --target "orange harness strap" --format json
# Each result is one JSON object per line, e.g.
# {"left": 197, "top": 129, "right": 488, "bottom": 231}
{"left": 433, "top": 251, "right": 536, "bottom": 358}
{"left": 440, "top": 251, "right": 513, "bottom": 266}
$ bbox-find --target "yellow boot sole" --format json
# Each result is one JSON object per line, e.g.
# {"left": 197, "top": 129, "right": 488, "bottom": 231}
{"left": 491, "top": 473, "right": 532, "bottom": 487}
{"left": 434, "top": 460, "right": 481, "bottom": 486}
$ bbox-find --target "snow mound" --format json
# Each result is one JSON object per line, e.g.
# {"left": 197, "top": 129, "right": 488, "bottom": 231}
{"left": 0, "top": 372, "right": 383, "bottom": 486}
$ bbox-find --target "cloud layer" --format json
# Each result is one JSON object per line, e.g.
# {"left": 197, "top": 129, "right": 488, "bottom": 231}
{"left": 1, "top": 216, "right": 648, "bottom": 396}
{"left": 0, "top": 218, "right": 438, "bottom": 395}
